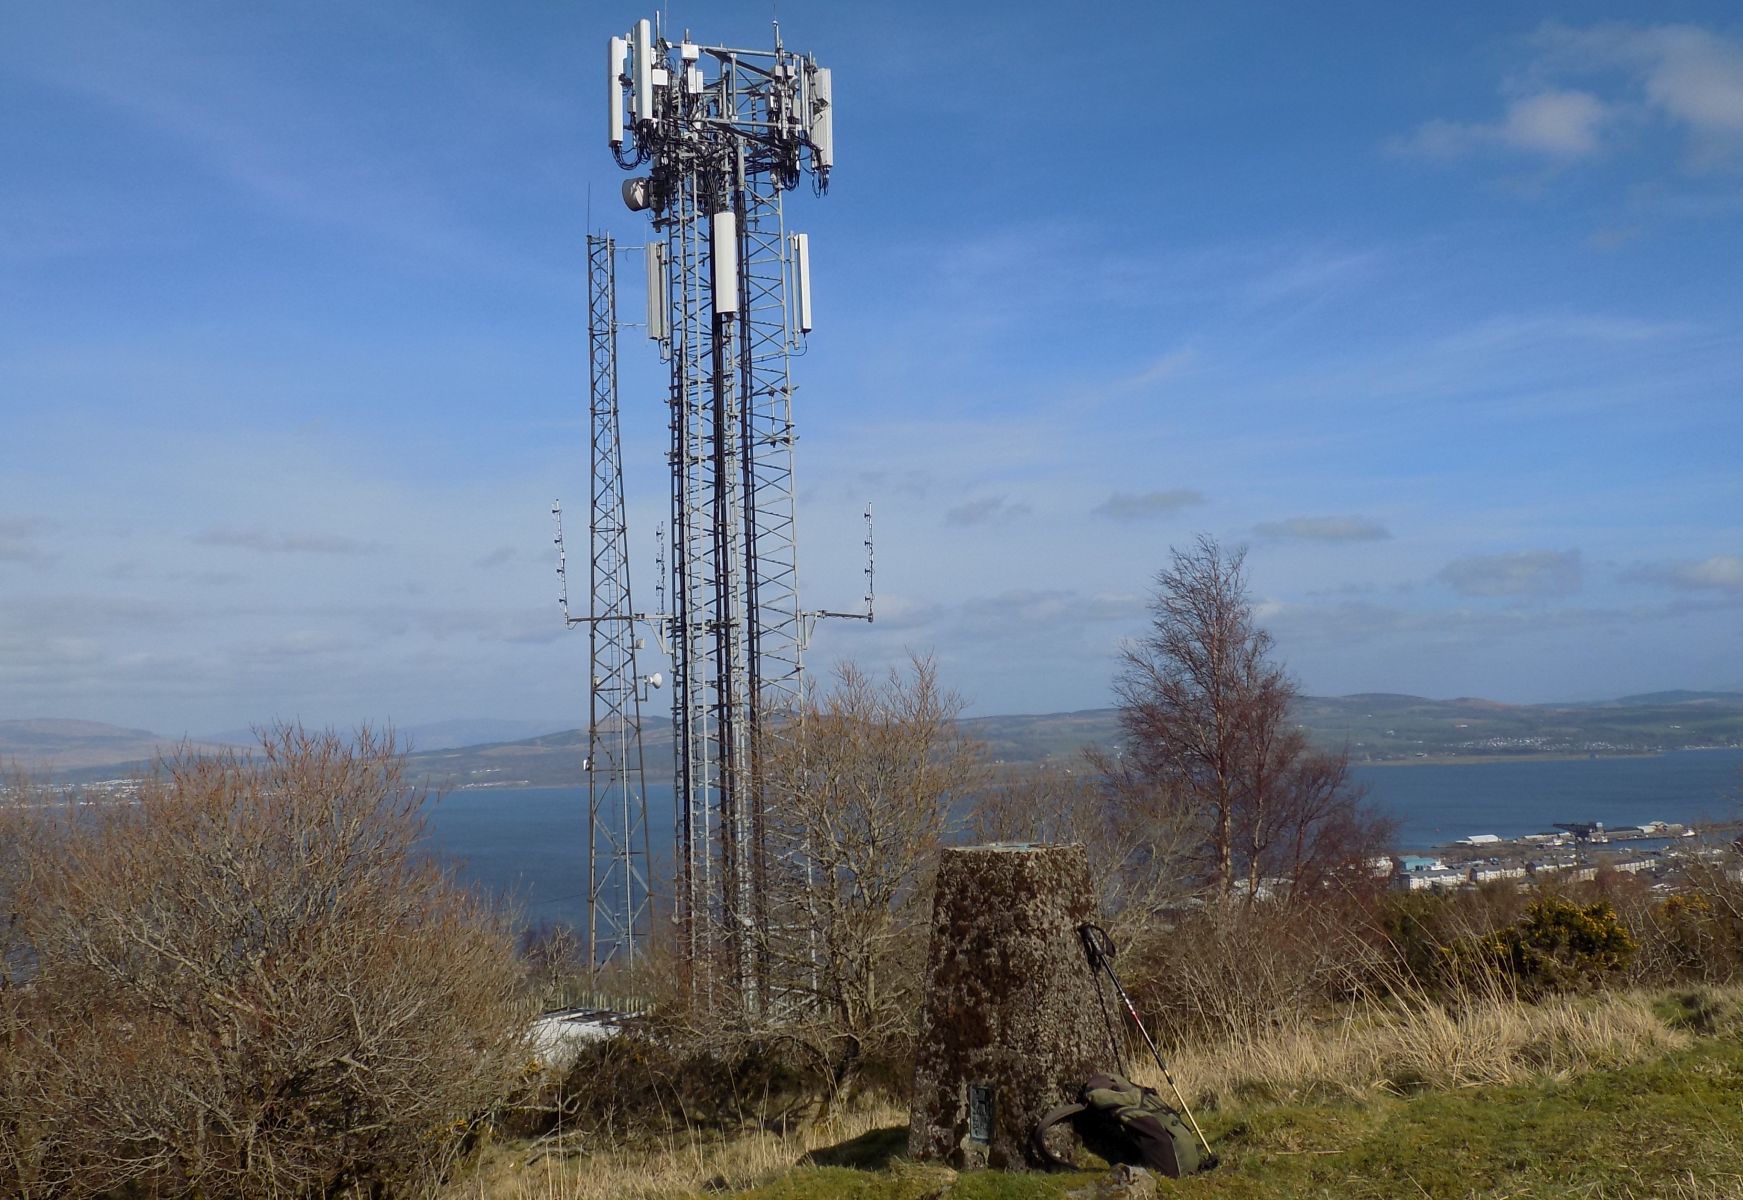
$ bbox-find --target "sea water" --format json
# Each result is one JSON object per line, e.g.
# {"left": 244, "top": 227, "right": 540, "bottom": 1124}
{"left": 421, "top": 749, "right": 1743, "bottom": 928}
{"left": 1353, "top": 749, "right": 1743, "bottom": 850}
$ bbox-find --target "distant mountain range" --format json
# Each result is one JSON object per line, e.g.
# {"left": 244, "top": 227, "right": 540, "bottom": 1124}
{"left": 200, "top": 718, "right": 574, "bottom": 753}
{"left": 0, "top": 720, "right": 235, "bottom": 773}
{"left": 9, "top": 691, "right": 1742, "bottom": 788}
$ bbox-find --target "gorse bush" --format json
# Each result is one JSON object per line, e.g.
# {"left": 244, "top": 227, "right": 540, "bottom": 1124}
{"left": 1466, "top": 897, "right": 1636, "bottom": 998}
{"left": 0, "top": 728, "right": 528, "bottom": 1200}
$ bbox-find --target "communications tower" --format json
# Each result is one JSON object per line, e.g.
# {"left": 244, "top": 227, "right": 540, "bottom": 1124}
{"left": 592, "top": 16, "right": 862, "bottom": 1007}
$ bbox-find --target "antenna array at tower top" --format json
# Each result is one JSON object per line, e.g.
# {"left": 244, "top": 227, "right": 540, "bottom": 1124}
{"left": 608, "top": 17, "right": 833, "bottom": 204}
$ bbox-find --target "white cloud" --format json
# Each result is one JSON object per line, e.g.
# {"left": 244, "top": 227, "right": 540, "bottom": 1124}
{"left": 1502, "top": 90, "right": 1611, "bottom": 157}
{"left": 194, "top": 528, "right": 382, "bottom": 555}
{"left": 0, "top": 517, "right": 57, "bottom": 565}
{"left": 1401, "top": 23, "right": 1743, "bottom": 172}
{"left": 1091, "top": 490, "right": 1206, "bottom": 521}
{"left": 944, "top": 496, "right": 1032, "bottom": 527}
{"left": 1625, "top": 554, "right": 1743, "bottom": 594}
{"left": 1123, "top": 348, "right": 1196, "bottom": 388}
{"left": 1547, "top": 24, "right": 1743, "bottom": 150}
{"left": 1397, "top": 90, "right": 1609, "bottom": 162}
{"left": 1254, "top": 515, "right": 1391, "bottom": 543}
{"left": 1438, "top": 550, "right": 1583, "bottom": 598}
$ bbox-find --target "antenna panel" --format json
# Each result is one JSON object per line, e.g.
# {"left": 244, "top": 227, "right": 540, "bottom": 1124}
{"left": 809, "top": 67, "right": 833, "bottom": 170}
{"left": 646, "top": 242, "right": 669, "bottom": 340}
{"left": 633, "top": 19, "right": 654, "bottom": 122}
{"left": 711, "top": 211, "right": 739, "bottom": 315}
{"left": 791, "top": 233, "right": 812, "bottom": 334}
{"left": 608, "top": 36, "right": 626, "bottom": 145}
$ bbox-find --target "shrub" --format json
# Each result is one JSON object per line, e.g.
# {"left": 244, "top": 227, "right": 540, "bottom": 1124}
{"left": 0, "top": 727, "right": 528, "bottom": 1199}
{"left": 1469, "top": 897, "right": 1636, "bottom": 997}
{"left": 546, "top": 1021, "right": 830, "bottom": 1139}
{"left": 1130, "top": 898, "right": 1386, "bottom": 1041}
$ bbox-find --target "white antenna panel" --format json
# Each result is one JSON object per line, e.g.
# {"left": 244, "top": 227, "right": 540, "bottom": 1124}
{"left": 711, "top": 211, "right": 739, "bottom": 314}
{"left": 633, "top": 19, "right": 654, "bottom": 122}
{"left": 608, "top": 36, "right": 626, "bottom": 146}
{"left": 791, "top": 233, "right": 812, "bottom": 333}
{"left": 809, "top": 67, "right": 833, "bottom": 170}
{"left": 646, "top": 242, "right": 669, "bottom": 340}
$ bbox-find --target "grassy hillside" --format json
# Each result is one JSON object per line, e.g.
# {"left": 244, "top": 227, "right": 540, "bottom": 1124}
{"left": 1302, "top": 691, "right": 1743, "bottom": 761}
{"left": 453, "top": 989, "right": 1743, "bottom": 1200}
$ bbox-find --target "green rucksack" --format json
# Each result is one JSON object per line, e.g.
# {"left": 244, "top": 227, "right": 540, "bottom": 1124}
{"left": 1031, "top": 1071, "right": 1212, "bottom": 1178}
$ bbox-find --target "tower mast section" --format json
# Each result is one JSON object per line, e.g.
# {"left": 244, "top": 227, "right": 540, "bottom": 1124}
{"left": 608, "top": 17, "right": 839, "bottom": 1008}
{"left": 553, "top": 236, "right": 654, "bottom": 973}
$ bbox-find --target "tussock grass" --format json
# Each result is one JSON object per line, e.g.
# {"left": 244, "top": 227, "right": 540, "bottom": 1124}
{"left": 454, "top": 1101, "right": 913, "bottom": 1200}
{"left": 1158, "top": 987, "right": 1689, "bottom": 1109}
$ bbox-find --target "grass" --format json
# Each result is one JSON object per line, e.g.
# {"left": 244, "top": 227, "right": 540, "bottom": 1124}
{"left": 452, "top": 1101, "right": 916, "bottom": 1200}
{"left": 451, "top": 987, "right": 1743, "bottom": 1200}
{"left": 1176, "top": 1035, "right": 1743, "bottom": 1199}
{"left": 1160, "top": 987, "right": 1688, "bottom": 1108}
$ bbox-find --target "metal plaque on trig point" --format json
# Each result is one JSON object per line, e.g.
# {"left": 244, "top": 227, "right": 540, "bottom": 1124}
{"left": 967, "top": 1084, "right": 993, "bottom": 1144}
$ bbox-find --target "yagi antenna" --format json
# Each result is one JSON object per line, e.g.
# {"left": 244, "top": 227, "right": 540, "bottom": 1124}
{"left": 551, "top": 500, "right": 581, "bottom": 628}
{"left": 799, "top": 503, "right": 875, "bottom": 649}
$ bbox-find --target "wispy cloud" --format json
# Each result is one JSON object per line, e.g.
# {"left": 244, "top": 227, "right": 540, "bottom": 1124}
{"left": 0, "top": 517, "right": 57, "bottom": 565}
{"left": 944, "top": 496, "right": 1032, "bottom": 527}
{"left": 194, "top": 528, "right": 382, "bottom": 555}
{"left": 1395, "top": 90, "right": 1611, "bottom": 162}
{"left": 1091, "top": 490, "right": 1206, "bottom": 521}
{"left": 1438, "top": 549, "right": 1583, "bottom": 597}
{"left": 0, "top": 5, "right": 565, "bottom": 281}
{"left": 1122, "top": 349, "right": 1197, "bottom": 389}
{"left": 1623, "top": 554, "right": 1743, "bottom": 594}
{"left": 1254, "top": 515, "right": 1391, "bottom": 543}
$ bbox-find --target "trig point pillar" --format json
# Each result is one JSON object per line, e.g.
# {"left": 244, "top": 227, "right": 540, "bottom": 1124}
{"left": 908, "top": 843, "right": 1108, "bottom": 1170}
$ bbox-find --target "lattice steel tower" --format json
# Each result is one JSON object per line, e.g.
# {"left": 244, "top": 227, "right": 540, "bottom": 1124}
{"left": 602, "top": 16, "right": 854, "bottom": 1007}
{"left": 553, "top": 235, "right": 654, "bottom": 972}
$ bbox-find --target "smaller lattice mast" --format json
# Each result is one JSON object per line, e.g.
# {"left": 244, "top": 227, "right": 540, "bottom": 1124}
{"left": 552, "top": 235, "right": 654, "bottom": 972}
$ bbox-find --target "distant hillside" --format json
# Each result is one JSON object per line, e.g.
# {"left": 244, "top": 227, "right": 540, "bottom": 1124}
{"left": 1299, "top": 691, "right": 1743, "bottom": 761}
{"left": 395, "top": 691, "right": 1743, "bottom": 790}
{"left": 199, "top": 718, "right": 574, "bottom": 752}
{"left": 0, "top": 719, "right": 230, "bottom": 774}
{"left": 17, "top": 692, "right": 1743, "bottom": 787}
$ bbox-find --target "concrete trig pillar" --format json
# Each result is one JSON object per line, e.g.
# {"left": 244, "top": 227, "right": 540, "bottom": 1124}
{"left": 908, "top": 843, "right": 1110, "bottom": 1170}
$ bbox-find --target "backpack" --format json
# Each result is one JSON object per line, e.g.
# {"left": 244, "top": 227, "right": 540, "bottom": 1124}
{"left": 1031, "top": 1071, "right": 1211, "bottom": 1178}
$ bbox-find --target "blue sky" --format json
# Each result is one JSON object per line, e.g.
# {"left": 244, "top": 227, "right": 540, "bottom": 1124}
{"left": 2, "top": 1, "right": 1740, "bottom": 735}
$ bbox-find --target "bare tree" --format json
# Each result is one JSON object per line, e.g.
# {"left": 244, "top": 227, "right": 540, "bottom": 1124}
{"left": 968, "top": 760, "right": 1105, "bottom": 848}
{"left": 0, "top": 726, "right": 527, "bottom": 1200}
{"left": 969, "top": 758, "right": 1198, "bottom": 953}
{"left": 756, "top": 656, "right": 983, "bottom": 1095}
{"left": 1114, "top": 535, "right": 1389, "bottom": 902}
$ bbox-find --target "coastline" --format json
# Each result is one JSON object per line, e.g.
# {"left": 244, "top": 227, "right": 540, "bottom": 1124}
{"left": 1357, "top": 751, "right": 1668, "bottom": 768}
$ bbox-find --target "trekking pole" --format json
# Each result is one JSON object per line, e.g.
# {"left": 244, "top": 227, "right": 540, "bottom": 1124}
{"left": 1079, "top": 923, "right": 1216, "bottom": 1165}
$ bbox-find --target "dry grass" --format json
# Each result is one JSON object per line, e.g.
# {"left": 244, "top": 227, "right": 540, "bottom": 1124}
{"left": 452, "top": 987, "right": 1726, "bottom": 1199}
{"left": 1156, "top": 986, "right": 1691, "bottom": 1110}
{"left": 453, "top": 1100, "right": 910, "bottom": 1200}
